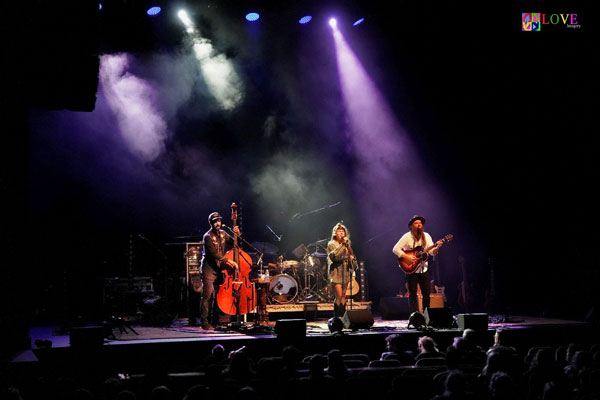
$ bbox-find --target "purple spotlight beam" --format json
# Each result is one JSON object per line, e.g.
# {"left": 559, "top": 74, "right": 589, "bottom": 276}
{"left": 329, "top": 23, "right": 457, "bottom": 244}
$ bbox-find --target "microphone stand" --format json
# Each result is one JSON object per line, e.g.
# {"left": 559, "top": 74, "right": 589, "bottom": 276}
{"left": 289, "top": 201, "right": 341, "bottom": 222}
{"left": 220, "top": 225, "right": 261, "bottom": 267}
{"left": 265, "top": 225, "right": 282, "bottom": 242}
{"left": 345, "top": 241, "right": 357, "bottom": 311}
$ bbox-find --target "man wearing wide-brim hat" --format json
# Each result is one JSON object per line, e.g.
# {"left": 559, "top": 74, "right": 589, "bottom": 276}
{"left": 393, "top": 215, "right": 444, "bottom": 314}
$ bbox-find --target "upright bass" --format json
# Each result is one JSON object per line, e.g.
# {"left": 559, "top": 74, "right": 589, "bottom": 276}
{"left": 216, "top": 203, "right": 257, "bottom": 316}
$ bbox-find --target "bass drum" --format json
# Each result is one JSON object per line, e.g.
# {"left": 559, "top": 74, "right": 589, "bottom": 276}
{"left": 269, "top": 274, "right": 298, "bottom": 304}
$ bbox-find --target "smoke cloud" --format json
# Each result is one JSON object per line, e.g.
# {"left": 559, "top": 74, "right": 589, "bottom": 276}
{"left": 99, "top": 53, "right": 170, "bottom": 162}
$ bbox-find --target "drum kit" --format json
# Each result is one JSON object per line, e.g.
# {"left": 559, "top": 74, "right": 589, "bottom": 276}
{"left": 250, "top": 239, "right": 333, "bottom": 304}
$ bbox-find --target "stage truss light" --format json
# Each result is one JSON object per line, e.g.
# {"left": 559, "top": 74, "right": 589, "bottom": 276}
{"left": 245, "top": 12, "right": 260, "bottom": 22}
{"left": 299, "top": 15, "right": 312, "bottom": 24}
{"left": 353, "top": 17, "right": 365, "bottom": 26}
{"left": 147, "top": 6, "right": 161, "bottom": 17}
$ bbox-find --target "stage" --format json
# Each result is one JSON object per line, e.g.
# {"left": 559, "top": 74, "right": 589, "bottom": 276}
{"left": 11, "top": 309, "right": 596, "bottom": 377}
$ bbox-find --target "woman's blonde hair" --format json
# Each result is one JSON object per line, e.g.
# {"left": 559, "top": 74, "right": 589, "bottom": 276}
{"left": 330, "top": 222, "right": 350, "bottom": 242}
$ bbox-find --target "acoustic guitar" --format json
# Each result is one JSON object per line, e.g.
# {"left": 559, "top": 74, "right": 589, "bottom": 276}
{"left": 397, "top": 234, "right": 453, "bottom": 273}
{"left": 345, "top": 272, "right": 360, "bottom": 296}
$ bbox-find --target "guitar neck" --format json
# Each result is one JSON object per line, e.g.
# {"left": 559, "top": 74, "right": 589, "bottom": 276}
{"left": 425, "top": 235, "right": 452, "bottom": 254}
{"left": 424, "top": 241, "right": 440, "bottom": 254}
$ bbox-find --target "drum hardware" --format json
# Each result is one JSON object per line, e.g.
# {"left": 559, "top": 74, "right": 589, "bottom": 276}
{"left": 302, "top": 254, "right": 321, "bottom": 273}
{"left": 296, "top": 246, "right": 323, "bottom": 301}
{"left": 252, "top": 251, "right": 272, "bottom": 324}
{"left": 306, "top": 239, "right": 328, "bottom": 256}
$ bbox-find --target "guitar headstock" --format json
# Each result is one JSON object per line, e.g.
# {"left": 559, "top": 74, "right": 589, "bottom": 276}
{"left": 444, "top": 234, "right": 454, "bottom": 242}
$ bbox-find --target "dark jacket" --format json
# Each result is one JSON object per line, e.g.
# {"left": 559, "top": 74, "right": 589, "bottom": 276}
{"left": 201, "top": 229, "right": 233, "bottom": 275}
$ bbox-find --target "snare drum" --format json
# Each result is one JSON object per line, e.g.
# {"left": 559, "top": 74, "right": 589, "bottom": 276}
{"left": 280, "top": 260, "right": 300, "bottom": 270}
{"left": 269, "top": 274, "right": 298, "bottom": 304}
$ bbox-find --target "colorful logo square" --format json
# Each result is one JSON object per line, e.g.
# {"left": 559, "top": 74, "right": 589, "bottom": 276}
{"left": 522, "top": 13, "right": 541, "bottom": 31}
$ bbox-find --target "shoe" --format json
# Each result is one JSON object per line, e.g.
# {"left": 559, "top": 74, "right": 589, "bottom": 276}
{"left": 333, "top": 304, "right": 341, "bottom": 318}
{"left": 201, "top": 321, "right": 215, "bottom": 331}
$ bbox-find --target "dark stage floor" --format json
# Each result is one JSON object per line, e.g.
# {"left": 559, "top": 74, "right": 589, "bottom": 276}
{"left": 11, "top": 309, "right": 597, "bottom": 376}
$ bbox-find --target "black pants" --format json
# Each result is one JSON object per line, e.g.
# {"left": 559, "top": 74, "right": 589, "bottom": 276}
{"left": 406, "top": 271, "right": 430, "bottom": 313}
{"left": 200, "top": 270, "right": 218, "bottom": 324}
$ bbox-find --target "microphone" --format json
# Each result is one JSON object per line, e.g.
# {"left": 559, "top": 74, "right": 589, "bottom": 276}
{"left": 221, "top": 224, "right": 233, "bottom": 232}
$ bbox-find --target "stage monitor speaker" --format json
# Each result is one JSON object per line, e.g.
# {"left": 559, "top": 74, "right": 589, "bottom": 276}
{"left": 69, "top": 326, "right": 105, "bottom": 348}
{"left": 342, "top": 310, "right": 374, "bottom": 330}
{"left": 457, "top": 313, "right": 488, "bottom": 332}
{"left": 379, "top": 297, "right": 411, "bottom": 320}
{"left": 274, "top": 319, "right": 306, "bottom": 341}
{"left": 302, "top": 302, "right": 318, "bottom": 322}
{"left": 424, "top": 307, "right": 454, "bottom": 328}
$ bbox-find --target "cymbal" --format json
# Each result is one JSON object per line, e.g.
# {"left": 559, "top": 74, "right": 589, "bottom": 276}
{"left": 307, "top": 238, "right": 328, "bottom": 247}
{"left": 251, "top": 241, "right": 279, "bottom": 254}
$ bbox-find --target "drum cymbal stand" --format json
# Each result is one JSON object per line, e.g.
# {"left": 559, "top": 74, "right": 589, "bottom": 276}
{"left": 299, "top": 253, "right": 320, "bottom": 301}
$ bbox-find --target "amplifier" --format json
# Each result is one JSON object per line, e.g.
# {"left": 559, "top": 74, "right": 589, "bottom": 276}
{"left": 418, "top": 294, "right": 444, "bottom": 312}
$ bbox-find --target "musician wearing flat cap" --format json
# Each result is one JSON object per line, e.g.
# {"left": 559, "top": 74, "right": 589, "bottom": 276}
{"left": 193, "top": 211, "right": 239, "bottom": 330}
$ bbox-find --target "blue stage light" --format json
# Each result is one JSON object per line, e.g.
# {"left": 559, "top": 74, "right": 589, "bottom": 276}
{"left": 353, "top": 17, "right": 365, "bottom": 26}
{"left": 299, "top": 15, "right": 312, "bottom": 24}
{"left": 147, "top": 6, "right": 162, "bottom": 16}
{"left": 245, "top": 12, "right": 260, "bottom": 22}
{"left": 99, "top": 3, "right": 102, "bottom": 10}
